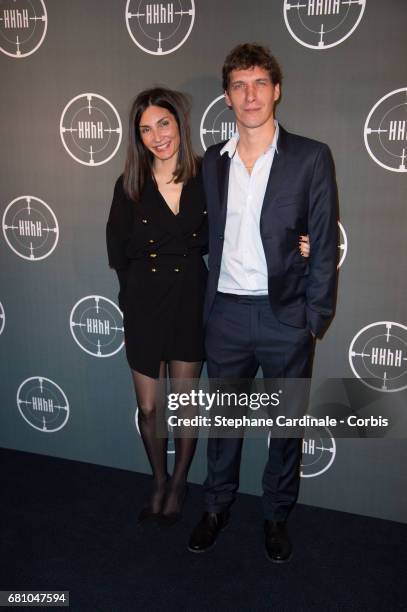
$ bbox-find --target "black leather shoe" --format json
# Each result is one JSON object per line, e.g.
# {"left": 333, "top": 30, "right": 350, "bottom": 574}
{"left": 264, "top": 520, "right": 292, "bottom": 563}
{"left": 188, "top": 511, "right": 230, "bottom": 553}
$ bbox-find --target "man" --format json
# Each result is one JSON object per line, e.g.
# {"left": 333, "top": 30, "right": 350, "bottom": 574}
{"left": 188, "top": 44, "right": 338, "bottom": 562}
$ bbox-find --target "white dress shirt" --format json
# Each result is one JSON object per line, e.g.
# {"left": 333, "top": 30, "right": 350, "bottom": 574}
{"left": 218, "top": 122, "right": 279, "bottom": 295}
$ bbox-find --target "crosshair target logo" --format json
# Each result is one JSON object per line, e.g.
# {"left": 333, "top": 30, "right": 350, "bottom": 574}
{"left": 349, "top": 322, "right": 407, "bottom": 392}
{"left": 2, "top": 196, "right": 59, "bottom": 261}
{"left": 364, "top": 88, "right": 407, "bottom": 173}
{"left": 0, "top": 301, "right": 5, "bottom": 336}
{"left": 60, "top": 94, "right": 122, "bottom": 166}
{"left": 17, "top": 377, "right": 69, "bottom": 432}
{"left": 283, "top": 0, "right": 365, "bottom": 50}
{"left": 338, "top": 221, "right": 348, "bottom": 268}
{"left": 126, "top": 0, "right": 195, "bottom": 55}
{"left": 70, "top": 296, "right": 124, "bottom": 357}
{"left": 200, "top": 95, "right": 237, "bottom": 152}
{"left": 267, "top": 427, "right": 335, "bottom": 478}
{"left": 0, "top": 0, "right": 47, "bottom": 58}
{"left": 301, "top": 426, "right": 336, "bottom": 477}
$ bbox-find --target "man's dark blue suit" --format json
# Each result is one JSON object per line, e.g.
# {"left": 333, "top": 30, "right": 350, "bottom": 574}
{"left": 201, "top": 125, "right": 338, "bottom": 520}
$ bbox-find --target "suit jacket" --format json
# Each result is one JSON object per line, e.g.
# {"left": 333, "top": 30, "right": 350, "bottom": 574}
{"left": 202, "top": 125, "right": 338, "bottom": 337}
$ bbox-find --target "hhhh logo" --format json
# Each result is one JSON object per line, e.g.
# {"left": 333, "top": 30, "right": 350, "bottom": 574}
{"left": 200, "top": 95, "right": 237, "bottom": 152}
{"left": 145, "top": 3, "right": 174, "bottom": 22}
{"left": 0, "top": 0, "right": 47, "bottom": 58}
{"left": 17, "top": 377, "right": 69, "bottom": 432}
{"left": 283, "top": 0, "right": 365, "bottom": 49}
{"left": 388, "top": 122, "right": 407, "bottom": 142}
{"left": 364, "top": 89, "right": 407, "bottom": 172}
{"left": 268, "top": 427, "right": 336, "bottom": 478}
{"left": 60, "top": 94, "right": 122, "bottom": 166}
{"left": 349, "top": 322, "right": 407, "bottom": 392}
{"left": 126, "top": 0, "right": 195, "bottom": 55}
{"left": 2, "top": 196, "right": 59, "bottom": 261}
{"left": 77, "top": 122, "right": 104, "bottom": 139}
{"left": 370, "top": 348, "right": 402, "bottom": 368}
{"left": 3, "top": 9, "right": 29, "bottom": 28}
{"left": 300, "top": 428, "right": 336, "bottom": 478}
{"left": 70, "top": 296, "right": 124, "bottom": 358}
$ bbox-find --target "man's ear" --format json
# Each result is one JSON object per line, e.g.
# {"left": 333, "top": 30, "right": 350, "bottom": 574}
{"left": 274, "top": 83, "right": 281, "bottom": 103}
{"left": 224, "top": 90, "right": 232, "bottom": 109}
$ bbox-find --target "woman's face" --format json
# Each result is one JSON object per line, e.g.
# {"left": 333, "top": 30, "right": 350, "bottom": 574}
{"left": 139, "top": 105, "right": 180, "bottom": 163}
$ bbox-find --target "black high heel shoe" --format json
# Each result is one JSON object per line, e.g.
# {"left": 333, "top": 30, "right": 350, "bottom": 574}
{"left": 137, "top": 477, "right": 169, "bottom": 525}
{"left": 158, "top": 484, "right": 189, "bottom": 527}
{"left": 137, "top": 506, "right": 161, "bottom": 525}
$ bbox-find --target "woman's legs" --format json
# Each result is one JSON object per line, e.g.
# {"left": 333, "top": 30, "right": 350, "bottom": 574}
{"left": 162, "top": 360, "right": 202, "bottom": 516}
{"left": 132, "top": 362, "right": 168, "bottom": 515}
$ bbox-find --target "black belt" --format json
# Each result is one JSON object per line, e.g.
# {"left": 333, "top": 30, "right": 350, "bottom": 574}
{"left": 216, "top": 291, "right": 269, "bottom": 303}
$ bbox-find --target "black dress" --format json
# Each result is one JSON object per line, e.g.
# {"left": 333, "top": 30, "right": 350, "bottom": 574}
{"left": 106, "top": 173, "right": 208, "bottom": 378}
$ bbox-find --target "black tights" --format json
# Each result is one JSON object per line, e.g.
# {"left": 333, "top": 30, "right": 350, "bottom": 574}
{"left": 132, "top": 360, "right": 201, "bottom": 515}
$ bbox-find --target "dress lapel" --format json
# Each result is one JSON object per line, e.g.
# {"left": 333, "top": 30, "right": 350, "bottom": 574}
{"left": 141, "top": 176, "right": 184, "bottom": 239}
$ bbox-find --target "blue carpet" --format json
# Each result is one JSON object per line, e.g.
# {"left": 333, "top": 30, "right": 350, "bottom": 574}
{"left": 1, "top": 449, "right": 406, "bottom": 611}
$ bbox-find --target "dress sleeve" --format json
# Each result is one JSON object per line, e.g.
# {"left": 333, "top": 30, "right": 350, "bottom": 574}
{"left": 106, "top": 175, "right": 134, "bottom": 308}
{"left": 193, "top": 163, "right": 209, "bottom": 256}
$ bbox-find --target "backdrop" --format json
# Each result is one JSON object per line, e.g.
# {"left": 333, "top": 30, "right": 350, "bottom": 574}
{"left": 1, "top": 0, "right": 406, "bottom": 523}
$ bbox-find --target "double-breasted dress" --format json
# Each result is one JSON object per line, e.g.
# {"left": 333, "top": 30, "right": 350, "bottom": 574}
{"left": 106, "top": 172, "right": 208, "bottom": 378}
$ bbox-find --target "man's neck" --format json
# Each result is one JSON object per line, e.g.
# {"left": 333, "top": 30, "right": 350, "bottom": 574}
{"left": 237, "top": 119, "right": 276, "bottom": 159}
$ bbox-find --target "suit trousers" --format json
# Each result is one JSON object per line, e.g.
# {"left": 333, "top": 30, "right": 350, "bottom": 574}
{"left": 204, "top": 291, "right": 315, "bottom": 520}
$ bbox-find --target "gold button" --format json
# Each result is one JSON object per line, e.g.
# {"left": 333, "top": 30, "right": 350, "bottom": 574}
{"left": 149, "top": 239, "right": 155, "bottom": 244}
{"left": 192, "top": 233, "right": 197, "bottom": 237}
{"left": 174, "top": 268, "right": 180, "bottom": 272}
{"left": 151, "top": 268, "right": 157, "bottom": 272}
{"left": 142, "top": 219, "right": 148, "bottom": 224}
{"left": 149, "top": 253, "right": 157, "bottom": 258}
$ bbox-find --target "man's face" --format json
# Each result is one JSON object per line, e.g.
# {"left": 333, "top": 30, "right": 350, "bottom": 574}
{"left": 224, "top": 65, "right": 280, "bottom": 131}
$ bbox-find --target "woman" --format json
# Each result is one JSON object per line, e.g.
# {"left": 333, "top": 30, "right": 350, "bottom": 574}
{"left": 107, "top": 87, "right": 311, "bottom": 527}
{"left": 107, "top": 88, "right": 207, "bottom": 526}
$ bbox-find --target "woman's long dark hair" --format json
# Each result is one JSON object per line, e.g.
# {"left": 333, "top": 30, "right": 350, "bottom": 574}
{"left": 123, "top": 87, "right": 199, "bottom": 203}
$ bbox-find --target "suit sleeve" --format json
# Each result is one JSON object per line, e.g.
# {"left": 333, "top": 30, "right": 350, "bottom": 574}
{"left": 201, "top": 150, "right": 209, "bottom": 199}
{"left": 106, "top": 176, "right": 133, "bottom": 310}
{"left": 306, "top": 144, "right": 338, "bottom": 336}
